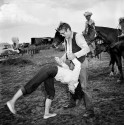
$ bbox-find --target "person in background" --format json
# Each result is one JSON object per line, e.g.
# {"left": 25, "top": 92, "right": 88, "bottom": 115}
{"left": 82, "top": 11, "right": 96, "bottom": 57}
{"left": 118, "top": 17, "right": 124, "bottom": 38}
{"left": 6, "top": 53, "right": 81, "bottom": 119}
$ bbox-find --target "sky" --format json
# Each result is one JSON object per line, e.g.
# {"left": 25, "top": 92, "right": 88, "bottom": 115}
{"left": 0, "top": 0, "right": 124, "bottom": 44}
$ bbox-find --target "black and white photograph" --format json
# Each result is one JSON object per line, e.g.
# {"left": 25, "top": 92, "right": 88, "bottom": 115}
{"left": 0, "top": 0, "right": 124, "bottom": 125}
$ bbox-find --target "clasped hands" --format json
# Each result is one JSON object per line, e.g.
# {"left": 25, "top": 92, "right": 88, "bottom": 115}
{"left": 55, "top": 57, "right": 63, "bottom": 65}
{"left": 55, "top": 53, "right": 76, "bottom": 66}
{"left": 68, "top": 84, "right": 75, "bottom": 94}
{"left": 67, "top": 53, "right": 76, "bottom": 60}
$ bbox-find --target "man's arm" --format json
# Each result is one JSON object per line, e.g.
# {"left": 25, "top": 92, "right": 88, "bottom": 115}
{"left": 90, "top": 19, "right": 95, "bottom": 29}
{"left": 85, "top": 22, "right": 89, "bottom": 33}
{"left": 60, "top": 41, "right": 67, "bottom": 62}
{"left": 67, "top": 53, "right": 81, "bottom": 74}
{"left": 74, "top": 34, "right": 90, "bottom": 58}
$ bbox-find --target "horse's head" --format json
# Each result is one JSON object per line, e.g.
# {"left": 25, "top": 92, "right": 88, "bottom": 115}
{"left": 86, "top": 24, "right": 97, "bottom": 41}
{"left": 52, "top": 30, "right": 65, "bottom": 48}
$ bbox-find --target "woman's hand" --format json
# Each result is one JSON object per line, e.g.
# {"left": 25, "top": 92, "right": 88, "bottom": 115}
{"left": 67, "top": 53, "right": 76, "bottom": 60}
{"left": 68, "top": 84, "right": 75, "bottom": 94}
{"left": 55, "top": 57, "right": 63, "bottom": 65}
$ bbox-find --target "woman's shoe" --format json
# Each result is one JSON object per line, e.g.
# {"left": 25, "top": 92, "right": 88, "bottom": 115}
{"left": 7, "top": 101, "right": 16, "bottom": 114}
{"left": 43, "top": 113, "right": 57, "bottom": 119}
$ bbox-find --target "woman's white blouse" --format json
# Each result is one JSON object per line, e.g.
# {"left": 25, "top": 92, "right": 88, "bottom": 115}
{"left": 55, "top": 58, "right": 81, "bottom": 88}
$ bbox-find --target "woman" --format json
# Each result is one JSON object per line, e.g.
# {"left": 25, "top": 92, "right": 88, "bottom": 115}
{"left": 6, "top": 53, "right": 81, "bottom": 119}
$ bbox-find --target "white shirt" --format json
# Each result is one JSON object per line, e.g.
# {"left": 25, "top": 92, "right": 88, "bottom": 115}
{"left": 55, "top": 58, "right": 81, "bottom": 88}
{"left": 66, "top": 37, "right": 72, "bottom": 54}
{"left": 85, "top": 19, "right": 95, "bottom": 26}
{"left": 62, "top": 32, "right": 90, "bottom": 62}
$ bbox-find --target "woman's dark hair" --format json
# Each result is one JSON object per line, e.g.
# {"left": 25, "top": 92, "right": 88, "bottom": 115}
{"left": 57, "top": 22, "right": 71, "bottom": 31}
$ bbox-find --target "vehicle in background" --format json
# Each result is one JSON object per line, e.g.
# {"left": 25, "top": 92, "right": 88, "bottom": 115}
{"left": 0, "top": 43, "right": 19, "bottom": 57}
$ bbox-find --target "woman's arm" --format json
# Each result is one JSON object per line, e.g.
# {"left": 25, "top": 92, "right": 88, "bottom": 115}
{"left": 55, "top": 57, "right": 69, "bottom": 69}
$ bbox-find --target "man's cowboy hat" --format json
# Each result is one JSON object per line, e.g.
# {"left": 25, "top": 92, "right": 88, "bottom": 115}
{"left": 84, "top": 12, "right": 92, "bottom": 17}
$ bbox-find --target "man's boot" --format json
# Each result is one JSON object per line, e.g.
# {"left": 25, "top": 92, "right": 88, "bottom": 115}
{"left": 82, "top": 91, "right": 95, "bottom": 117}
{"left": 63, "top": 93, "right": 76, "bottom": 109}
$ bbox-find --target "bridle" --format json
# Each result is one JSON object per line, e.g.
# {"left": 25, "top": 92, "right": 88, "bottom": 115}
{"left": 52, "top": 29, "right": 65, "bottom": 48}
{"left": 85, "top": 25, "right": 99, "bottom": 45}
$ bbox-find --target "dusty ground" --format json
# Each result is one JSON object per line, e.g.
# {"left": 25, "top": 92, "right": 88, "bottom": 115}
{"left": 0, "top": 49, "right": 124, "bottom": 125}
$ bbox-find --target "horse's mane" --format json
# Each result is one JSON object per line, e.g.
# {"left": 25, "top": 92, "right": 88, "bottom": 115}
{"left": 54, "top": 30, "right": 65, "bottom": 39}
{"left": 55, "top": 30, "right": 60, "bottom": 35}
{"left": 52, "top": 30, "right": 65, "bottom": 47}
{"left": 95, "top": 26, "right": 117, "bottom": 32}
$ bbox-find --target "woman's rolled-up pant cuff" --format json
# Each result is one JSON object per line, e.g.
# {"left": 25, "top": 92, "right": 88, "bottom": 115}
{"left": 46, "top": 95, "right": 54, "bottom": 100}
{"left": 21, "top": 86, "right": 55, "bottom": 100}
{"left": 21, "top": 86, "right": 27, "bottom": 96}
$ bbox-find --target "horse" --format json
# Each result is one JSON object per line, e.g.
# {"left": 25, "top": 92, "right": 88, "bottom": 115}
{"left": 52, "top": 30, "right": 65, "bottom": 48}
{"left": 87, "top": 25, "right": 124, "bottom": 82}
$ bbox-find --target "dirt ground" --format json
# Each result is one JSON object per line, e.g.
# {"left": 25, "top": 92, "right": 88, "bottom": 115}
{"left": 0, "top": 49, "right": 124, "bottom": 125}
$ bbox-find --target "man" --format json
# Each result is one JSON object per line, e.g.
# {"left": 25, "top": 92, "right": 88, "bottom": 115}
{"left": 83, "top": 11, "right": 96, "bottom": 57}
{"left": 56, "top": 22, "right": 94, "bottom": 117}
{"left": 83, "top": 12, "right": 95, "bottom": 35}
{"left": 12, "top": 37, "right": 19, "bottom": 50}
{"left": 118, "top": 17, "right": 124, "bottom": 38}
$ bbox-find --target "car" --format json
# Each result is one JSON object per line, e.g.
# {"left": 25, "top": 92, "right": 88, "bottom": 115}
{"left": 0, "top": 43, "right": 19, "bottom": 57}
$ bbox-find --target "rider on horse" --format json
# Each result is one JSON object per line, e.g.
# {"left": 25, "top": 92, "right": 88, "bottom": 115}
{"left": 118, "top": 17, "right": 124, "bottom": 39}
{"left": 83, "top": 12, "right": 95, "bottom": 36}
{"left": 82, "top": 11, "right": 96, "bottom": 57}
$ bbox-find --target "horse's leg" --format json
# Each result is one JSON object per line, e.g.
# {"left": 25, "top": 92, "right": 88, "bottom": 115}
{"left": 114, "top": 63, "right": 119, "bottom": 75}
{"left": 109, "top": 62, "right": 115, "bottom": 76}
{"left": 109, "top": 53, "right": 115, "bottom": 76}
{"left": 115, "top": 55, "right": 124, "bottom": 82}
{"left": 122, "top": 51, "right": 124, "bottom": 59}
